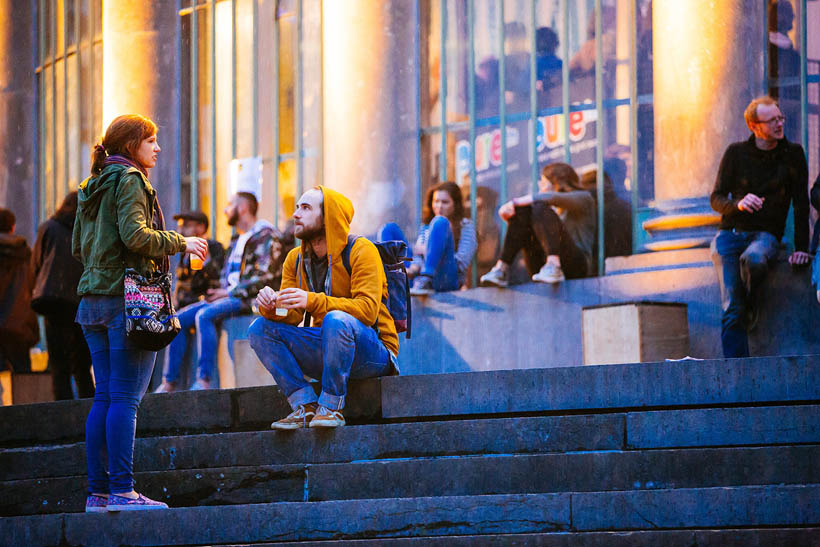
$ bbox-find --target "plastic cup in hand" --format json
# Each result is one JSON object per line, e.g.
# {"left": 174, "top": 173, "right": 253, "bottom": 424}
{"left": 190, "top": 255, "right": 204, "bottom": 270}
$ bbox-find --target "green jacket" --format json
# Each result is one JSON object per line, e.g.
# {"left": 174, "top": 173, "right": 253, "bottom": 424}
{"left": 72, "top": 164, "right": 186, "bottom": 296}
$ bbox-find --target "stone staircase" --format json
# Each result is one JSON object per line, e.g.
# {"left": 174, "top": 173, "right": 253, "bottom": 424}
{"left": 1, "top": 355, "right": 819, "bottom": 545}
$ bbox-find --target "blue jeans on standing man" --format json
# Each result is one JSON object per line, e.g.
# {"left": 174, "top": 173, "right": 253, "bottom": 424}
{"left": 710, "top": 229, "right": 779, "bottom": 358}
{"left": 77, "top": 295, "right": 157, "bottom": 495}
{"left": 248, "top": 310, "right": 396, "bottom": 410}
{"left": 162, "top": 296, "right": 245, "bottom": 385}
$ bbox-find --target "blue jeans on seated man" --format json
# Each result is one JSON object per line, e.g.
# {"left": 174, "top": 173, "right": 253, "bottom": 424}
{"left": 711, "top": 229, "right": 779, "bottom": 359}
{"left": 162, "top": 296, "right": 245, "bottom": 385}
{"left": 77, "top": 295, "right": 157, "bottom": 495}
{"left": 248, "top": 310, "right": 395, "bottom": 410}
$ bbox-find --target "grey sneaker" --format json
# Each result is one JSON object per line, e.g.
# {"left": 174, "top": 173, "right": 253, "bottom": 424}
{"left": 532, "top": 263, "right": 565, "bottom": 284}
{"left": 480, "top": 266, "right": 509, "bottom": 288}
{"left": 410, "top": 275, "right": 434, "bottom": 296}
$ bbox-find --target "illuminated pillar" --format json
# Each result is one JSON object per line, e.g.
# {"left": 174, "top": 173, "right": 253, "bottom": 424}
{"left": 103, "top": 0, "right": 180, "bottom": 215}
{"left": 653, "top": 2, "right": 764, "bottom": 202}
{"left": 322, "top": 1, "right": 420, "bottom": 234}
{"left": 0, "top": 0, "right": 36, "bottom": 239}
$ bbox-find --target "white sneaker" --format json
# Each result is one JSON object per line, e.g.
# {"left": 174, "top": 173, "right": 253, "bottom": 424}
{"left": 532, "top": 263, "right": 565, "bottom": 284}
{"left": 480, "top": 266, "right": 509, "bottom": 288}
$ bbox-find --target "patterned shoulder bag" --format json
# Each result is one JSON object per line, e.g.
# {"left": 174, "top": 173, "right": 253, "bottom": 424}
{"left": 123, "top": 193, "right": 181, "bottom": 350}
{"left": 124, "top": 268, "right": 181, "bottom": 351}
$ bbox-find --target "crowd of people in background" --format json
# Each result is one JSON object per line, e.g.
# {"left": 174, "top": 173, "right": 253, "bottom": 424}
{"left": 0, "top": 91, "right": 817, "bottom": 511}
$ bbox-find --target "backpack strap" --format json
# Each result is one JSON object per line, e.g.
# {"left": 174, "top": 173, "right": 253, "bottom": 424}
{"left": 340, "top": 234, "right": 360, "bottom": 276}
{"left": 341, "top": 234, "right": 382, "bottom": 334}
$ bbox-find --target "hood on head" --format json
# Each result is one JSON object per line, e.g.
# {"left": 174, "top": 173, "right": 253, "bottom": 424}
{"left": 0, "top": 232, "right": 31, "bottom": 261}
{"left": 316, "top": 185, "right": 353, "bottom": 262}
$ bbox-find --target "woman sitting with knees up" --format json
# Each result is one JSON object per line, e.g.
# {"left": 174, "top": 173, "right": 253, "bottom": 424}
{"left": 480, "top": 162, "right": 595, "bottom": 287}
{"left": 408, "top": 181, "right": 477, "bottom": 295}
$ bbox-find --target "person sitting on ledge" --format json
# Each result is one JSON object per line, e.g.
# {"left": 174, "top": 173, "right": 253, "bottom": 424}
{"left": 480, "top": 162, "right": 596, "bottom": 287}
{"left": 407, "top": 181, "right": 477, "bottom": 296}
{"left": 710, "top": 95, "right": 809, "bottom": 358}
{"left": 248, "top": 186, "right": 399, "bottom": 430}
{"left": 155, "top": 192, "right": 288, "bottom": 392}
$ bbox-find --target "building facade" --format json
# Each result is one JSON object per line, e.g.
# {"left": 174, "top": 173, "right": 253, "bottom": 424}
{"left": 1, "top": 0, "right": 818, "bottom": 278}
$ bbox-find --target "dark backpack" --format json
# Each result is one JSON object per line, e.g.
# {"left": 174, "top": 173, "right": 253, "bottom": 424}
{"left": 341, "top": 235, "right": 412, "bottom": 338}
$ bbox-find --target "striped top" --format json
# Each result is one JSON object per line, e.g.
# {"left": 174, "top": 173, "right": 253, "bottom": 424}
{"left": 412, "top": 217, "right": 478, "bottom": 284}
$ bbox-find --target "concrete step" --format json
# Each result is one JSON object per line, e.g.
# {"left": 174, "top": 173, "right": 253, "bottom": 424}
{"left": 5, "top": 403, "right": 818, "bottom": 482}
{"left": 237, "top": 529, "right": 820, "bottom": 547}
{"left": 0, "top": 414, "right": 622, "bottom": 481}
{"left": 382, "top": 355, "right": 820, "bottom": 419}
{"left": 4, "top": 445, "right": 818, "bottom": 516}
{"left": 4, "top": 355, "right": 819, "bottom": 448}
{"left": 3, "top": 485, "right": 818, "bottom": 546}
{"left": 0, "top": 379, "right": 380, "bottom": 448}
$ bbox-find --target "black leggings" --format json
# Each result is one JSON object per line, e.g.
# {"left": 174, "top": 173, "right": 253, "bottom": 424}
{"left": 499, "top": 202, "right": 588, "bottom": 279}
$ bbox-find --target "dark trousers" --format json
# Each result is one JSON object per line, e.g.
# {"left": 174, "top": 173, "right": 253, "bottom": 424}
{"left": 45, "top": 315, "right": 94, "bottom": 400}
{"left": 499, "top": 203, "right": 588, "bottom": 279}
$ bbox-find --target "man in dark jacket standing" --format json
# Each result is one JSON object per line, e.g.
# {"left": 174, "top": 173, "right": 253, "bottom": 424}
{"left": 710, "top": 96, "right": 809, "bottom": 358}
{"left": 31, "top": 192, "right": 94, "bottom": 400}
{"left": 0, "top": 208, "right": 39, "bottom": 373}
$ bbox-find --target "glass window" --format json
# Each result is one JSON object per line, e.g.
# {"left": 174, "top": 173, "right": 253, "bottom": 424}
{"left": 179, "top": 0, "right": 323, "bottom": 240}
{"left": 37, "top": 0, "right": 101, "bottom": 224}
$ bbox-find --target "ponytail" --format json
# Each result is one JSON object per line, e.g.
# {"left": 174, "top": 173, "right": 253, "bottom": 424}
{"left": 90, "top": 143, "right": 107, "bottom": 175}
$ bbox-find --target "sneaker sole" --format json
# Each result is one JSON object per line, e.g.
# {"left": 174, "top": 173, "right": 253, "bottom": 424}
{"left": 85, "top": 506, "right": 109, "bottom": 513}
{"left": 480, "top": 279, "right": 508, "bottom": 288}
{"left": 107, "top": 505, "right": 169, "bottom": 511}
{"left": 309, "top": 420, "right": 345, "bottom": 428}
{"left": 271, "top": 422, "right": 309, "bottom": 430}
{"left": 409, "top": 290, "right": 433, "bottom": 296}
{"left": 532, "top": 275, "right": 564, "bottom": 284}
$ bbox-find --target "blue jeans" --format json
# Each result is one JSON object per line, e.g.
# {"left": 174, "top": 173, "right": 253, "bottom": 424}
{"left": 248, "top": 310, "right": 395, "bottom": 410}
{"left": 163, "top": 297, "right": 244, "bottom": 384}
{"left": 421, "top": 216, "right": 460, "bottom": 292}
{"left": 77, "top": 296, "right": 157, "bottom": 494}
{"left": 711, "top": 229, "right": 778, "bottom": 358}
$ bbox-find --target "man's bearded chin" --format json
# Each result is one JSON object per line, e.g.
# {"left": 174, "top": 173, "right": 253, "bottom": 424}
{"left": 299, "top": 223, "right": 324, "bottom": 243}
{"left": 227, "top": 211, "right": 239, "bottom": 226}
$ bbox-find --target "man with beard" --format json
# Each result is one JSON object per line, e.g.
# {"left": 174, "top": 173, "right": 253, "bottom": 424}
{"left": 248, "top": 187, "right": 399, "bottom": 429}
{"left": 156, "top": 192, "right": 292, "bottom": 391}
{"left": 710, "top": 96, "right": 809, "bottom": 358}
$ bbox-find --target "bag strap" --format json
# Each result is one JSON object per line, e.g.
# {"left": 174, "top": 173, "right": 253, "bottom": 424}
{"left": 340, "top": 234, "right": 359, "bottom": 276}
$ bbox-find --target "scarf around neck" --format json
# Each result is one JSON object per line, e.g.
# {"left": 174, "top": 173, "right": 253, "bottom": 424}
{"left": 104, "top": 154, "right": 148, "bottom": 177}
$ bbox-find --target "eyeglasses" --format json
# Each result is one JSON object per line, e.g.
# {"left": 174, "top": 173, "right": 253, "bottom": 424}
{"left": 757, "top": 115, "right": 785, "bottom": 125}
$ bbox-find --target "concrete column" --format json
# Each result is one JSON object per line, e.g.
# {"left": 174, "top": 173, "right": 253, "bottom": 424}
{"left": 0, "top": 0, "right": 36, "bottom": 240}
{"left": 653, "top": 2, "right": 763, "bottom": 202}
{"left": 322, "top": 0, "right": 420, "bottom": 235}
{"left": 103, "top": 0, "right": 180, "bottom": 217}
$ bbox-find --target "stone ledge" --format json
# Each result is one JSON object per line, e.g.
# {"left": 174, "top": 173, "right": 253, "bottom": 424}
{"left": 2, "top": 485, "right": 816, "bottom": 546}
{"left": 0, "top": 414, "right": 623, "bottom": 481}
{"left": 381, "top": 355, "right": 820, "bottom": 419}
{"left": 4, "top": 445, "right": 817, "bottom": 516}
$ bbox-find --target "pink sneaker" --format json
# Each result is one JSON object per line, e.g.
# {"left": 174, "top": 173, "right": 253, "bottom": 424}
{"left": 85, "top": 494, "right": 109, "bottom": 513}
{"left": 107, "top": 493, "right": 169, "bottom": 511}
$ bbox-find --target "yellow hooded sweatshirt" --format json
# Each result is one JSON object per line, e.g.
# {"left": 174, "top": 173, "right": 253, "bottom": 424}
{"left": 260, "top": 186, "right": 399, "bottom": 356}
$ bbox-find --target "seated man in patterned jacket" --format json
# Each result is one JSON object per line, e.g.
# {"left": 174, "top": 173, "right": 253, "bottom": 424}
{"left": 156, "top": 192, "right": 293, "bottom": 391}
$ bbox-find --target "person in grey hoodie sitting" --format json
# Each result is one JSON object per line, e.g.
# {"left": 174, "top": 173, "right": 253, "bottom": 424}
{"left": 480, "top": 162, "right": 595, "bottom": 286}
